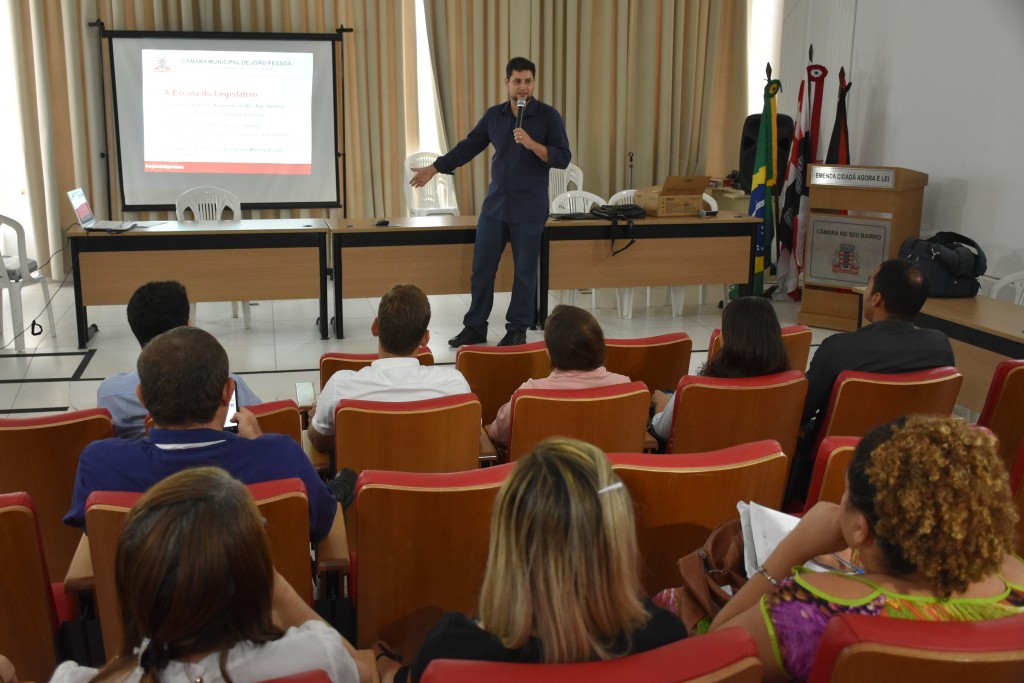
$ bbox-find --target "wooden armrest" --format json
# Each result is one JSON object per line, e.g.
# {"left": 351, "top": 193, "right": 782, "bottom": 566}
{"left": 479, "top": 426, "right": 498, "bottom": 463}
{"left": 64, "top": 535, "right": 95, "bottom": 593}
{"left": 303, "top": 430, "right": 331, "bottom": 473}
{"left": 354, "top": 649, "right": 382, "bottom": 683}
{"left": 316, "top": 502, "right": 350, "bottom": 574}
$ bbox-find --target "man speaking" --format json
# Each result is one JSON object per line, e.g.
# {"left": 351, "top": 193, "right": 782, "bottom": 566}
{"left": 410, "top": 57, "right": 571, "bottom": 347}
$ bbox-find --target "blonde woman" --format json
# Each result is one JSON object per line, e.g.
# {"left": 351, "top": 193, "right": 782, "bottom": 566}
{"left": 378, "top": 438, "right": 687, "bottom": 682}
{"left": 710, "top": 416, "right": 1024, "bottom": 682}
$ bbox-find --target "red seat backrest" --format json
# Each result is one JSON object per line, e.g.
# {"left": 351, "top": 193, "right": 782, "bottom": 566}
{"left": 807, "top": 612, "right": 1024, "bottom": 683}
{"left": 421, "top": 626, "right": 761, "bottom": 683}
{"left": 814, "top": 366, "right": 963, "bottom": 454}
{"left": 976, "top": 359, "right": 1024, "bottom": 475}
{"left": 0, "top": 492, "right": 59, "bottom": 683}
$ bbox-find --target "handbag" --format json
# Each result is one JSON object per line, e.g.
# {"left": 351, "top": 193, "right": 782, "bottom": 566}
{"left": 590, "top": 204, "right": 646, "bottom": 255}
{"left": 654, "top": 518, "right": 748, "bottom": 635}
{"left": 898, "top": 231, "right": 987, "bottom": 298}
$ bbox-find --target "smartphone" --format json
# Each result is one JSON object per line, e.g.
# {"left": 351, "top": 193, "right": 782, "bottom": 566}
{"left": 224, "top": 389, "right": 239, "bottom": 432}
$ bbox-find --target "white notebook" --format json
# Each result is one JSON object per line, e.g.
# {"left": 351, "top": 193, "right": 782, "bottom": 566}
{"left": 738, "top": 501, "right": 800, "bottom": 578}
{"left": 737, "top": 501, "right": 844, "bottom": 578}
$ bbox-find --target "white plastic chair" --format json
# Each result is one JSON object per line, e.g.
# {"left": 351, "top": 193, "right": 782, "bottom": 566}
{"left": 607, "top": 190, "right": 636, "bottom": 205}
{"left": 688, "top": 193, "right": 727, "bottom": 310}
{"left": 547, "top": 163, "right": 584, "bottom": 206}
{"left": 404, "top": 152, "right": 460, "bottom": 217}
{"left": 608, "top": 189, "right": 643, "bottom": 318}
{"left": 991, "top": 271, "right": 1024, "bottom": 306}
{"left": 548, "top": 165, "right": 585, "bottom": 305}
{"left": 0, "top": 214, "right": 56, "bottom": 351}
{"left": 174, "top": 187, "right": 250, "bottom": 328}
{"left": 672, "top": 193, "right": 726, "bottom": 314}
{"left": 175, "top": 186, "right": 241, "bottom": 223}
{"left": 551, "top": 190, "right": 606, "bottom": 309}
{"left": 551, "top": 190, "right": 605, "bottom": 214}
{"left": 608, "top": 192, "right": 724, "bottom": 318}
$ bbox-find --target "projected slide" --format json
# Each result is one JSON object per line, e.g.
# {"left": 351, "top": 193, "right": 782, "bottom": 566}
{"left": 142, "top": 49, "right": 313, "bottom": 175}
{"left": 110, "top": 33, "right": 339, "bottom": 210}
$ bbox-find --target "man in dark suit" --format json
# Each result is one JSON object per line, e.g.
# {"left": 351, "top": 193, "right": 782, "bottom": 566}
{"left": 789, "top": 259, "right": 955, "bottom": 498}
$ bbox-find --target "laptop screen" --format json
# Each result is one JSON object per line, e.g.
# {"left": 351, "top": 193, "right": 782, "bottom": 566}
{"left": 66, "top": 188, "right": 96, "bottom": 227}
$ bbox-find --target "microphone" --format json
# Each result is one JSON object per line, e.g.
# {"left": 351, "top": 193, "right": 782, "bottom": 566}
{"left": 516, "top": 98, "right": 526, "bottom": 129}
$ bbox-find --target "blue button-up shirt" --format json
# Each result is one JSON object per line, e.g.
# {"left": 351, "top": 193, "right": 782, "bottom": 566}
{"left": 434, "top": 98, "right": 571, "bottom": 223}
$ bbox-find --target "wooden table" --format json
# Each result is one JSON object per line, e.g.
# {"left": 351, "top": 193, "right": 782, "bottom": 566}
{"left": 915, "top": 296, "right": 1024, "bottom": 412}
{"left": 330, "top": 216, "right": 514, "bottom": 338}
{"left": 69, "top": 218, "right": 330, "bottom": 348}
{"left": 330, "top": 213, "right": 758, "bottom": 337}
{"left": 539, "top": 212, "right": 759, "bottom": 322}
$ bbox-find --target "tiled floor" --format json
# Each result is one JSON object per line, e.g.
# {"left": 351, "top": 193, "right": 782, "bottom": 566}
{"left": 0, "top": 281, "right": 837, "bottom": 417}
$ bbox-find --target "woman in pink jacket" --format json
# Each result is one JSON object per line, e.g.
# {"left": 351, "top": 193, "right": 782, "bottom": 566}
{"left": 486, "top": 305, "right": 631, "bottom": 447}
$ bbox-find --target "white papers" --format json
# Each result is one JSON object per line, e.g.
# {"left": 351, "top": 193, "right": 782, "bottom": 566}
{"left": 738, "top": 501, "right": 800, "bottom": 578}
{"left": 738, "top": 501, "right": 838, "bottom": 578}
{"left": 295, "top": 381, "right": 316, "bottom": 406}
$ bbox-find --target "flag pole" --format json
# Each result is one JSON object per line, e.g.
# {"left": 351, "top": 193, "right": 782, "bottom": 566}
{"left": 766, "top": 63, "right": 783, "bottom": 268}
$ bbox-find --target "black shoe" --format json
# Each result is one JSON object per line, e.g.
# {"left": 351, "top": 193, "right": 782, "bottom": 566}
{"left": 327, "top": 468, "right": 358, "bottom": 519}
{"left": 449, "top": 327, "right": 487, "bottom": 348}
{"left": 497, "top": 330, "right": 527, "bottom": 346}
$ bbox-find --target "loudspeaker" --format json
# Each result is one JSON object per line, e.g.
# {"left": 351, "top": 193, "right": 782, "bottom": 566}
{"left": 738, "top": 114, "right": 794, "bottom": 194}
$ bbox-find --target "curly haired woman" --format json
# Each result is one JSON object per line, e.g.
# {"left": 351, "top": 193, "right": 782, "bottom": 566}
{"left": 710, "top": 415, "right": 1024, "bottom": 682}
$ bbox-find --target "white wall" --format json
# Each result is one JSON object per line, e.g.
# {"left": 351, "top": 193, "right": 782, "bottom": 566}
{"left": 782, "top": 0, "right": 1024, "bottom": 285}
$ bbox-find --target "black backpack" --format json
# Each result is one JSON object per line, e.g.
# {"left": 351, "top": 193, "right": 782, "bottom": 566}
{"left": 591, "top": 203, "right": 646, "bottom": 221}
{"left": 898, "top": 231, "right": 987, "bottom": 298}
{"left": 590, "top": 204, "right": 646, "bottom": 255}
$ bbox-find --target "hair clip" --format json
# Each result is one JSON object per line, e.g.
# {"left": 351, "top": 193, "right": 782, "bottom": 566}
{"left": 597, "top": 481, "right": 624, "bottom": 495}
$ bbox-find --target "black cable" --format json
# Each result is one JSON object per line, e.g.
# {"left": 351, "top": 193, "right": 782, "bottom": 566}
{"left": 33, "top": 220, "right": 78, "bottom": 271}
{"left": 1, "top": 222, "right": 81, "bottom": 351}
{"left": 1, "top": 267, "right": 75, "bottom": 351}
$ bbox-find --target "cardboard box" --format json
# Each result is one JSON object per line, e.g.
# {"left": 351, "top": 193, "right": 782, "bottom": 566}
{"left": 711, "top": 186, "right": 751, "bottom": 215}
{"left": 635, "top": 176, "right": 710, "bottom": 216}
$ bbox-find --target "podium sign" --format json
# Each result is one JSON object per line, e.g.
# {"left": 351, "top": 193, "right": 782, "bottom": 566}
{"left": 806, "top": 215, "right": 890, "bottom": 287}
{"left": 798, "top": 165, "right": 927, "bottom": 331}
{"left": 809, "top": 166, "right": 896, "bottom": 189}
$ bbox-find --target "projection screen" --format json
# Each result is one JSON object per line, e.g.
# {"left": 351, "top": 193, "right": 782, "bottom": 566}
{"left": 108, "top": 31, "right": 340, "bottom": 211}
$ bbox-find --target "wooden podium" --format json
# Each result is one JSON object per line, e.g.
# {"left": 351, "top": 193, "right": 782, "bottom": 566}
{"left": 797, "top": 165, "right": 928, "bottom": 331}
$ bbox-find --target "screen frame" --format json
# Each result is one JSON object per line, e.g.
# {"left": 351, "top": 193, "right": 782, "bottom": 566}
{"left": 105, "top": 29, "right": 342, "bottom": 213}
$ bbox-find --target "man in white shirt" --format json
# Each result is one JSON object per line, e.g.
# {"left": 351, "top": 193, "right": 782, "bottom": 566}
{"left": 307, "top": 284, "right": 471, "bottom": 452}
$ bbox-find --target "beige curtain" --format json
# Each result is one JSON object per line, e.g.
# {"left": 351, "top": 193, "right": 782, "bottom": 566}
{"left": 11, "top": 0, "right": 746, "bottom": 277}
{"left": 10, "top": 0, "right": 411, "bottom": 278}
{"left": 423, "top": 0, "right": 747, "bottom": 212}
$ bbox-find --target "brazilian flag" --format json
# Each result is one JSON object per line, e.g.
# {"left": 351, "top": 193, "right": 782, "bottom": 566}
{"left": 746, "top": 77, "right": 782, "bottom": 296}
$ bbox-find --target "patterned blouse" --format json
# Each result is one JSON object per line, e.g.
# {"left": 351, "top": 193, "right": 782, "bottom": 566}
{"left": 761, "top": 566, "right": 1024, "bottom": 681}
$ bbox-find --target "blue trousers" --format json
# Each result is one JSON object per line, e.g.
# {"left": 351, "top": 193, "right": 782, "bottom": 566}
{"left": 463, "top": 212, "right": 544, "bottom": 333}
